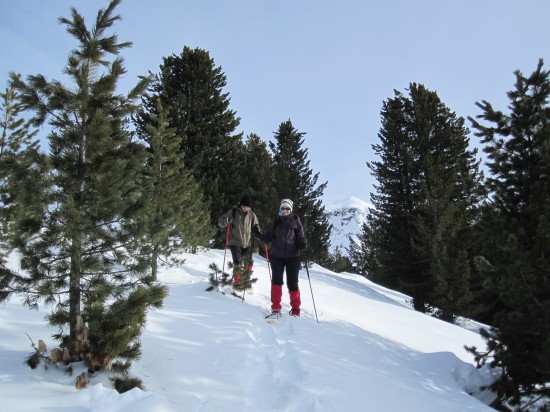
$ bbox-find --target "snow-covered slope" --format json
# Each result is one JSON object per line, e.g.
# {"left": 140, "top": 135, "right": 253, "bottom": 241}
{"left": 0, "top": 249, "right": 498, "bottom": 411}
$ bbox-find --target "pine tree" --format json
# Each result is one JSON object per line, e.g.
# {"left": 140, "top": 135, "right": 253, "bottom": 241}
{"left": 135, "top": 98, "right": 212, "bottom": 279}
{"left": 0, "top": 83, "right": 40, "bottom": 227}
{"left": 206, "top": 262, "right": 231, "bottom": 292}
{"left": 348, "top": 222, "right": 374, "bottom": 277}
{"left": 242, "top": 133, "right": 277, "bottom": 232}
{"left": 467, "top": 204, "right": 506, "bottom": 324}
{"left": 230, "top": 252, "right": 258, "bottom": 298}
{"left": 0, "top": 82, "right": 45, "bottom": 294}
{"left": 467, "top": 59, "right": 550, "bottom": 409}
{"left": 2, "top": 0, "right": 167, "bottom": 381}
{"left": 149, "top": 46, "right": 244, "bottom": 241}
{"left": 360, "top": 91, "right": 419, "bottom": 293}
{"left": 269, "top": 120, "right": 331, "bottom": 264}
{"left": 365, "top": 84, "right": 483, "bottom": 317}
{"left": 325, "top": 245, "right": 353, "bottom": 273}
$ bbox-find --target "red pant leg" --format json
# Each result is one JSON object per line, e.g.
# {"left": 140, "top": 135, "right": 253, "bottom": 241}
{"left": 271, "top": 284, "right": 283, "bottom": 312}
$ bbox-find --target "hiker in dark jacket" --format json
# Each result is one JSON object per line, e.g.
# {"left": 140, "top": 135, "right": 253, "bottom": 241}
{"left": 253, "top": 198, "right": 307, "bottom": 316}
{"left": 218, "top": 194, "right": 259, "bottom": 287}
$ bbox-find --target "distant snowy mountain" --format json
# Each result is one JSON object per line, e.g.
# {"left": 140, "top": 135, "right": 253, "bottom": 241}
{"left": 326, "top": 196, "right": 373, "bottom": 255}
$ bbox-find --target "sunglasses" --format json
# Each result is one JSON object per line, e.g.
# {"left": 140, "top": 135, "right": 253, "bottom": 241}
{"left": 280, "top": 207, "right": 291, "bottom": 211}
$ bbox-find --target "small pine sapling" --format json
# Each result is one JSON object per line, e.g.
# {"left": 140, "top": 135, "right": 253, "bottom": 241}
{"left": 206, "top": 262, "right": 231, "bottom": 293}
{"left": 231, "top": 255, "right": 258, "bottom": 298}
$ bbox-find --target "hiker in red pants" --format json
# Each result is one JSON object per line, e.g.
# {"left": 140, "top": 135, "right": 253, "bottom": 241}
{"left": 253, "top": 199, "right": 307, "bottom": 317}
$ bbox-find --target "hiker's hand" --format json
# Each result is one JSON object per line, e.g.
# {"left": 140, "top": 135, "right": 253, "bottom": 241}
{"left": 252, "top": 224, "right": 262, "bottom": 238}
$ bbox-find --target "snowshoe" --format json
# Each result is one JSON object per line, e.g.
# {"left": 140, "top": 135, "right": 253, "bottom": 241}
{"left": 265, "top": 311, "right": 282, "bottom": 324}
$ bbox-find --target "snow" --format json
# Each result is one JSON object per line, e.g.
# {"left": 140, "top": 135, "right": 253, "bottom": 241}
{"left": 326, "top": 196, "right": 373, "bottom": 254}
{"left": 329, "top": 196, "right": 374, "bottom": 213}
{"left": 1, "top": 248, "right": 498, "bottom": 411}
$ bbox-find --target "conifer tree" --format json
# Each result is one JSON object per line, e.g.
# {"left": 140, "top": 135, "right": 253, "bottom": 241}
{"left": 230, "top": 252, "right": 258, "bottom": 297}
{"left": 2, "top": 0, "right": 167, "bottom": 381}
{"left": 148, "top": 46, "right": 244, "bottom": 240}
{"left": 269, "top": 120, "right": 331, "bottom": 264}
{"left": 135, "top": 98, "right": 212, "bottom": 278}
{"left": 325, "top": 245, "right": 353, "bottom": 273}
{"left": 467, "top": 59, "right": 550, "bottom": 409}
{"left": 206, "top": 262, "right": 231, "bottom": 292}
{"left": 242, "top": 133, "right": 277, "bottom": 231}
{"left": 348, "top": 220, "right": 386, "bottom": 281}
{"left": 364, "top": 84, "right": 483, "bottom": 317}
{"left": 0, "top": 82, "right": 45, "bottom": 290}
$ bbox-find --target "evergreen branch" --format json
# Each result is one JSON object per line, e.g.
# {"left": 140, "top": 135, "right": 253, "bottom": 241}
{"left": 519, "top": 270, "right": 545, "bottom": 310}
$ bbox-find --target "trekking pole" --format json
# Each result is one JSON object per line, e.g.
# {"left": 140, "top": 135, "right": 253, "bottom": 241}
{"left": 264, "top": 243, "right": 272, "bottom": 282}
{"left": 304, "top": 260, "right": 319, "bottom": 323}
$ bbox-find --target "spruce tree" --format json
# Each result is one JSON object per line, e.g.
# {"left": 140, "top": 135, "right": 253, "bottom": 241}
{"left": 3, "top": 0, "right": 167, "bottom": 380}
{"left": 325, "top": 245, "right": 353, "bottom": 273}
{"left": 348, "top": 222, "right": 377, "bottom": 277}
{"left": 135, "top": 98, "right": 212, "bottom": 278}
{"left": 467, "top": 59, "right": 550, "bottom": 409}
{"left": 242, "top": 133, "right": 277, "bottom": 232}
{"left": 365, "top": 84, "right": 483, "bottom": 317}
{"left": 269, "top": 120, "right": 331, "bottom": 264}
{"left": 362, "top": 92, "right": 420, "bottom": 293}
{"left": 467, "top": 203, "right": 506, "bottom": 324}
{"left": 149, "top": 46, "right": 244, "bottom": 241}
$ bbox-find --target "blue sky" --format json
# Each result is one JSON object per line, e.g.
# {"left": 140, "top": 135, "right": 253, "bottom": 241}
{"left": 2, "top": 0, "right": 550, "bottom": 205}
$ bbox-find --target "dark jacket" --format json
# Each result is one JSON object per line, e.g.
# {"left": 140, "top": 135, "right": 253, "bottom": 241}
{"left": 218, "top": 205, "right": 259, "bottom": 248}
{"left": 260, "top": 213, "right": 307, "bottom": 259}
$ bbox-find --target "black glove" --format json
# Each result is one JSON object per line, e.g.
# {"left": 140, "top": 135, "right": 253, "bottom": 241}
{"left": 296, "top": 238, "right": 306, "bottom": 251}
{"left": 252, "top": 224, "right": 262, "bottom": 238}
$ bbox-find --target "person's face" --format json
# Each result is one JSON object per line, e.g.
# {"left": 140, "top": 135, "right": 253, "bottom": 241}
{"left": 280, "top": 206, "right": 291, "bottom": 215}
{"left": 241, "top": 205, "right": 250, "bottom": 213}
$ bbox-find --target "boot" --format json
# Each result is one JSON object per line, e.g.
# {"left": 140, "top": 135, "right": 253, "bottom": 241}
{"left": 289, "top": 289, "right": 301, "bottom": 316}
{"left": 271, "top": 284, "right": 283, "bottom": 313}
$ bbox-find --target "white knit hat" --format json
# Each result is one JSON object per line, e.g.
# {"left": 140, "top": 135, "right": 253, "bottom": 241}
{"left": 280, "top": 199, "right": 293, "bottom": 212}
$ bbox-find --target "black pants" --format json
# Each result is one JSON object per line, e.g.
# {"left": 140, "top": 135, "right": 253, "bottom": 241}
{"left": 269, "top": 255, "right": 301, "bottom": 291}
{"left": 229, "top": 245, "right": 252, "bottom": 266}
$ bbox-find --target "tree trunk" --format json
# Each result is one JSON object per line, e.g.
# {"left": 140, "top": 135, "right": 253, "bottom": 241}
{"left": 69, "top": 133, "right": 86, "bottom": 359}
{"left": 69, "top": 232, "right": 82, "bottom": 360}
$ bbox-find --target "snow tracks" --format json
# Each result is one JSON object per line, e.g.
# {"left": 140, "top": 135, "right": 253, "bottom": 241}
{"left": 240, "top": 315, "right": 317, "bottom": 412}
